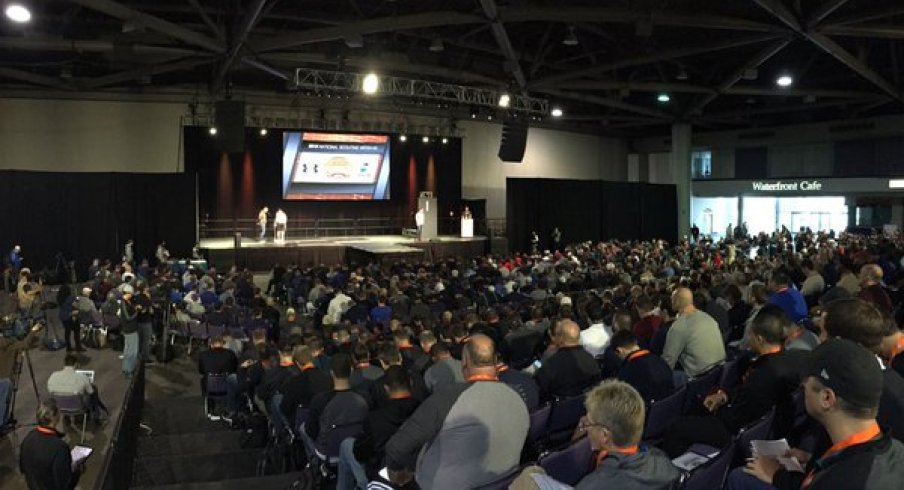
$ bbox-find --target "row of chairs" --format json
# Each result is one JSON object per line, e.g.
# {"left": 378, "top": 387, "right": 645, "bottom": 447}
{"left": 169, "top": 319, "right": 270, "bottom": 354}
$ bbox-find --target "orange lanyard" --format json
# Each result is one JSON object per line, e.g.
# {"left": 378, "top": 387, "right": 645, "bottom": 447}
{"left": 595, "top": 445, "right": 639, "bottom": 467}
{"left": 626, "top": 349, "right": 650, "bottom": 362}
{"left": 785, "top": 329, "right": 805, "bottom": 345}
{"left": 35, "top": 426, "right": 57, "bottom": 436}
{"left": 742, "top": 349, "right": 781, "bottom": 383}
{"left": 355, "top": 363, "right": 372, "bottom": 370}
{"left": 467, "top": 374, "right": 498, "bottom": 382}
{"left": 889, "top": 336, "right": 904, "bottom": 363}
{"left": 496, "top": 364, "right": 510, "bottom": 374}
{"left": 802, "top": 422, "right": 881, "bottom": 488}
{"left": 301, "top": 363, "right": 315, "bottom": 372}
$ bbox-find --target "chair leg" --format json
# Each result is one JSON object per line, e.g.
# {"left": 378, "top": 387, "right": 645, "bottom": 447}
{"left": 80, "top": 414, "right": 87, "bottom": 444}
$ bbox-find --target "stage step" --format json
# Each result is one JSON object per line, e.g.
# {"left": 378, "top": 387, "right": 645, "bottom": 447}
{"left": 133, "top": 472, "right": 310, "bottom": 490}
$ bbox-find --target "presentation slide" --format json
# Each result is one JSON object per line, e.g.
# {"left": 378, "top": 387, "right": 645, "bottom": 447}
{"left": 282, "top": 132, "right": 391, "bottom": 200}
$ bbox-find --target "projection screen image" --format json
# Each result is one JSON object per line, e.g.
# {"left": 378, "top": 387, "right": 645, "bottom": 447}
{"left": 282, "top": 132, "right": 391, "bottom": 200}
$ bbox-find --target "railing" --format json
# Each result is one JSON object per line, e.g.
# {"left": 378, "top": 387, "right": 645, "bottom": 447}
{"left": 94, "top": 361, "right": 145, "bottom": 490}
{"left": 199, "top": 216, "right": 499, "bottom": 240}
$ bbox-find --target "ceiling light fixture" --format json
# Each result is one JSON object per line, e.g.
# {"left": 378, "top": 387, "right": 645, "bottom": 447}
{"left": 551, "top": 107, "right": 563, "bottom": 118}
{"left": 498, "top": 93, "right": 510, "bottom": 108}
{"left": 441, "top": 137, "right": 448, "bottom": 144}
{"left": 362, "top": 73, "right": 379, "bottom": 94}
{"left": 776, "top": 74, "right": 793, "bottom": 87}
{"left": 259, "top": 128, "right": 268, "bottom": 136}
{"left": 208, "top": 127, "right": 218, "bottom": 136}
{"left": 5, "top": 4, "right": 31, "bottom": 23}
{"left": 657, "top": 93, "right": 671, "bottom": 103}
{"left": 562, "top": 26, "right": 578, "bottom": 46}
{"left": 422, "top": 136, "right": 430, "bottom": 143}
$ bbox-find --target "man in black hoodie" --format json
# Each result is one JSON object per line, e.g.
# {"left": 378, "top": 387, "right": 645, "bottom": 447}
{"left": 337, "top": 365, "right": 420, "bottom": 490}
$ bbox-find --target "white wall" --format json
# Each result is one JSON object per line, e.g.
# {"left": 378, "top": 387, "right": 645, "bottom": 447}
{"left": 0, "top": 98, "right": 186, "bottom": 172}
{"left": 460, "top": 120, "right": 628, "bottom": 218}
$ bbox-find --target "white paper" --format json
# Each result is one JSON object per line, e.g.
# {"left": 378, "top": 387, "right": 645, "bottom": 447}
{"left": 70, "top": 445, "right": 92, "bottom": 471}
{"left": 750, "top": 439, "right": 804, "bottom": 472}
{"left": 672, "top": 451, "right": 711, "bottom": 471}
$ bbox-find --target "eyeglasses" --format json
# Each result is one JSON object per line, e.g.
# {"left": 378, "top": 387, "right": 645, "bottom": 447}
{"left": 578, "top": 420, "right": 607, "bottom": 432}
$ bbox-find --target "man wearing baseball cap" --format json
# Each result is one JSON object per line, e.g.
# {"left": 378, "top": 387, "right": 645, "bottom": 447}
{"left": 743, "top": 338, "right": 904, "bottom": 489}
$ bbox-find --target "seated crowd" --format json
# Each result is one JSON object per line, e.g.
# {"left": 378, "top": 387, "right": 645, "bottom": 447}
{"left": 10, "top": 227, "right": 904, "bottom": 490}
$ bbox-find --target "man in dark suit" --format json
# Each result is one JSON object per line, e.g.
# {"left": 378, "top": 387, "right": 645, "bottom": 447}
{"left": 535, "top": 320, "right": 601, "bottom": 401}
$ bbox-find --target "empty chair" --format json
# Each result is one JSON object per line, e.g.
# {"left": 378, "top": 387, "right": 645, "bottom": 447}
{"left": 546, "top": 394, "right": 587, "bottom": 446}
{"left": 51, "top": 393, "right": 88, "bottom": 443}
{"left": 537, "top": 434, "right": 594, "bottom": 486}
{"left": 186, "top": 320, "right": 207, "bottom": 354}
{"left": 643, "top": 386, "right": 686, "bottom": 442}
{"left": 679, "top": 442, "right": 736, "bottom": 490}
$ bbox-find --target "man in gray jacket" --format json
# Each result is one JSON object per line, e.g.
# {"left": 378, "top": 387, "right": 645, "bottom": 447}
{"left": 662, "top": 287, "right": 725, "bottom": 385}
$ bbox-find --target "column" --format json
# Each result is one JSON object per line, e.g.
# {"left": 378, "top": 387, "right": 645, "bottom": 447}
{"left": 891, "top": 198, "right": 903, "bottom": 230}
{"left": 845, "top": 196, "right": 857, "bottom": 228}
{"left": 671, "top": 123, "right": 692, "bottom": 239}
{"left": 737, "top": 196, "right": 744, "bottom": 235}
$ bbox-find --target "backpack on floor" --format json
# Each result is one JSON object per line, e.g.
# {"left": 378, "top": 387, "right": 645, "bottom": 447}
{"left": 44, "top": 336, "right": 65, "bottom": 351}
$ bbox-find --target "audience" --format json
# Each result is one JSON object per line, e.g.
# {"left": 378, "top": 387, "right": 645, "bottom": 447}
{"left": 279, "top": 344, "right": 333, "bottom": 424}
{"left": 422, "top": 342, "right": 464, "bottom": 392}
{"left": 303, "top": 353, "right": 369, "bottom": 454}
{"left": 661, "top": 287, "right": 726, "bottom": 384}
{"left": 610, "top": 330, "right": 674, "bottom": 405}
{"left": 535, "top": 320, "right": 602, "bottom": 401}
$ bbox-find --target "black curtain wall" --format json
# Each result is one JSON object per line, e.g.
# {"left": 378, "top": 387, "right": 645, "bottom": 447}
{"left": 506, "top": 178, "right": 678, "bottom": 252}
{"left": 0, "top": 171, "right": 195, "bottom": 276}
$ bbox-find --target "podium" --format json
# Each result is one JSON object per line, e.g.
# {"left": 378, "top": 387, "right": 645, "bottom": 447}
{"left": 417, "top": 193, "right": 437, "bottom": 240}
{"left": 461, "top": 218, "right": 474, "bottom": 238}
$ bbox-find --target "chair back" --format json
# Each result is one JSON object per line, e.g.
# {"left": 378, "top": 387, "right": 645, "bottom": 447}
{"left": 318, "top": 423, "right": 364, "bottom": 459}
{"left": 718, "top": 359, "right": 740, "bottom": 389}
{"left": 643, "top": 386, "right": 686, "bottom": 441}
{"left": 737, "top": 408, "right": 776, "bottom": 460}
{"left": 207, "top": 323, "right": 226, "bottom": 339}
{"left": 471, "top": 465, "right": 523, "bottom": 490}
{"left": 528, "top": 403, "right": 552, "bottom": 443}
{"left": 51, "top": 393, "right": 87, "bottom": 415}
{"left": 102, "top": 313, "right": 120, "bottom": 329}
{"left": 683, "top": 364, "right": 723, "bottom": 413}
{"left": 548, "top": 394, "right": 586, "bottom": 434}
{"left": 187, "top": 320, "right": 208, "bottom": 340}
{"left": 538, "top": 435, "right": 594, "bottom": 486}
{"left": 206, "top": 373, "right": 229, "bottom": 396}
{"left": 680, "top": 442, "right": 736, "bottom": 490}
{"left": 229, "top": 326, "right": 248, "bottom": 342}
{"left": 294, "top": 406, "right": 311, "bottom": 437}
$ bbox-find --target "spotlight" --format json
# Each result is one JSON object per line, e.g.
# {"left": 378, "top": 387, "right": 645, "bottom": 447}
{"left": 657, "top": 93, "right": 671, "bottom": 103}
{"left": 259, "top": 128, "right": 268, "bottom": 136}
{"left": 487, "top": 115, "right": 493, "bottom": 121}
{"left": 441, "top": 137, "right": 448, "bottom": 144}
{"left": 422, "top": 136, "right": 429, "bottom": 143}
{"left": 498, "top": 94, "right": 510, "bottom": 108}
{"left": 399, "top": 134, "right": 407, "bottom": 142}
{"left": 471, "top": 112, "right": 477, "bottom": 119}
{"left": 776, "top": 74, "right": 793, "bottom": 87}
{"left": 5, "top": 4, "right": 31, "bottom": 23}
{"left": 362, "top": 73, "right": 379, "bottom": 94}
{"left": 209, "top": 127, "right": 218, "bottom": 135}
{"left": 551, "top": 107, "right": 563, "bottom": 118}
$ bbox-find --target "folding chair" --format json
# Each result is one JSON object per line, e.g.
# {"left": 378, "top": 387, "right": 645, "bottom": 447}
{"left": 537, "top": 434, "right": 594, "bottom": 486}
{"left": 204, "top": 373, "right": 229, "bottom": 420}
{"left": 678, "top": 441, "right": 736, "bottom": 490}
{"left": 736, "top": 407, "right": 776, "bottom": 462}
{"left": 186, "top": 320, "right": 208, "bottom": 355}
{"left": 683, "top": 364, "right": 723, "bottom": 414}
{"left": 546, "top": 393, "right": 587, "bottom": 447}
{"left": 51, "top": 393, "right": 89, "bottom": 443}
{"left": 308, "top": 422, "right": 364, "bottom": 485}
{"left": 643, "top": 386, "right": 686, "bottom": 442}
{"left": 528, "top": 403, "right": 552, "bottom": 444}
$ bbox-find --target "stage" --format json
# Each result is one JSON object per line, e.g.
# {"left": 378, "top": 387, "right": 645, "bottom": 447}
{"left": 200, "top": 234, "right": 488, "bottom": 270}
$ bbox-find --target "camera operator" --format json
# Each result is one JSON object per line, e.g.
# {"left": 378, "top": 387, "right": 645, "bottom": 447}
{"left": 0, "top": 322, "right": 43, "bottom": 428}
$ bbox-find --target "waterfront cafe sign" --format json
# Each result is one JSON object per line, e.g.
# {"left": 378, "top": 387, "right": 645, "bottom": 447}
{"left": 751, "top": 180, "right": 823, "bottom": 192}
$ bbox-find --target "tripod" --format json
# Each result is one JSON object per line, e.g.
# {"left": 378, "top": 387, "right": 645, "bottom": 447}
{"left": 1, "top": 344, "right": 41, "bottom": 461}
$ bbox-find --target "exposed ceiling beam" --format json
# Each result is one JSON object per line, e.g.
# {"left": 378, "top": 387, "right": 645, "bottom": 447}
{"left": 700, "top": 96, "right": 884, "bottom": 120}
{"left": 753, "top": 0, "right": 904, "bottom": 103}
{"left": 82, "top": 57, "right": 212, "bottom": 89}
{"left": 255, "top": 11, "right": 485, "bottom": 52}
{"left": 528, "top": 26, "right": 554, "bottom": 79}
{"left": 684, "top": 38, "right": 791, "bottom": 116}
{"left": 242, "top": 57, "right": 289, "bottom": 80}
{"left": 821, "top": 25, "right": 904, "bottom": 40}
{"left": 806, "top": 0, "right": 850, "bottom": 29}
{"left": 186, "top": 0, "right": 223, "bottom": 41}
{"left": 0, "top": 67, "right": 74, "bottom": 90}
{"left": 0, "top": 36, "right": 202, "bottom": 56}
{"left": 500, "top": 8, "right": 785, "bottom": 33}
{"left": 823, "top": 5, "right": 904, "bottom": 26}
{"left": 479, "top": 0, "right": 527, "bottom": 89}
{"left": 213, "top": 0, "right": 269, "bottom": 92}
{"left": 68, "top": 0, "right": 224, "bottom": 53}
{"left": 539, "top": 88, "right": 673, "bottom": 119}
{"left": 555, "top": 80, "right": 876, "bottom": 98}
{"left": 531, "top": 34, "right": 781, "bottom": 88}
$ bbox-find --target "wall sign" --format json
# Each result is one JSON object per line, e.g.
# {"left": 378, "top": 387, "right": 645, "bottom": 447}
{"left": 751, "top": 180, "right": 823, "bottom": 192}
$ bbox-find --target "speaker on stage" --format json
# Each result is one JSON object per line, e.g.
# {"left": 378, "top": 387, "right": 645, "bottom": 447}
{"left": 215, "top": 100, "right": 246, "bottom": 153}
{"left": 498, "top": 118, "right": 528, "bottom": 162}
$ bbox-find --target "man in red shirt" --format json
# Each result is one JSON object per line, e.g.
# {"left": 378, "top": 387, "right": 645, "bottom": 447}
{"left": 631, "top": 295, "right": 662, "bottom": 343}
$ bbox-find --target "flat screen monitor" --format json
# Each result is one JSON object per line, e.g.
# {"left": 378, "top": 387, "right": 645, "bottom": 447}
{"left": 282, "top": 131, "right": 391, "bottom": 200}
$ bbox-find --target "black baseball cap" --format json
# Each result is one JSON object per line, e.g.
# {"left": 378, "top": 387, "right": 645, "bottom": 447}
{"left": 803, "top": 338, "right": 883, "bottom": 409}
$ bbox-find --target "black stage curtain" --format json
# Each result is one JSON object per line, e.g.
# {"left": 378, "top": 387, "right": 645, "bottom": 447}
{"left": 184, "top": 127, "right": 462, "bottom": 228}
{"left": 0, "top": 170, "right": 195, "bottom": 277}
{"left": 507, "top": 178, "right": 678, "bottom": 252}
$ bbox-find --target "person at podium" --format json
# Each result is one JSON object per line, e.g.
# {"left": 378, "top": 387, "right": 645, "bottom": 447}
{"left": 415, "top": 207, "right": 426, "bottom": 241}
{"left": 462, "top": 206, "right": 472, "bottom": 219}
{"left": 274, "top": 208, "right": 288, "bottom": 243}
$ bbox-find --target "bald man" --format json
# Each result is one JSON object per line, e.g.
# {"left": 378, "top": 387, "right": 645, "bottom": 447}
{"left": 662, "top": 288, "right": 725, "bottom": 384}
{"left": 535, "top": 320, "right": 602, "bottom": 401}
{"left": 385, "top": 334, "right": 528, "bottom": 490}
{"left": 859, "top": 263, "right": 893, "bottom": 314}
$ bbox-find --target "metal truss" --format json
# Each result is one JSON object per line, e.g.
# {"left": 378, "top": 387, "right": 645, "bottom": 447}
{"left": 293, "top": 68, "right": 549, "bottom": 115}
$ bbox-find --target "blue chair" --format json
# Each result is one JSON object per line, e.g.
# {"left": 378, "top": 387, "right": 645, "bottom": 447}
{"left": 538, "top": 435, "right": 594, "bottom": 486}
{"left": 528, "top": 403, "right": 552, "bottom": 444}
{"left": 186, "top": 320, "right": 207, "bottom": 355}
{"left": 546, "top": 394, "right": 586, "bottom": 446}
{"left": 683, "top": 364, "right": 723, "bottom": 413}
{"left": 643, "top": 385, "right": 686, "bottom": 442}
{"left": 679, "top": 442, "right": 736, "bottom": 490}
{"left": 204, "top": 373, "right": 229, "bottom": 419}
{"left": 736, "top": 407, "right": 776, "bottom": 461}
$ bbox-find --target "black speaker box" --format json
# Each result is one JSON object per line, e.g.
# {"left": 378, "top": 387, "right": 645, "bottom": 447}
{"left": 215, "top": 100, "right": 246, "bottom": 153}
{"left": 498, "top": 118, "right": 528, "bottom": 162}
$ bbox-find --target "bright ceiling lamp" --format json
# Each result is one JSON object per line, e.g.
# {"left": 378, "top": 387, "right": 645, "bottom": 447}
{"left": 550, "top": 107, "right": 563, "bottom": 117}
{"left": 362, "top": 73, "right": 379, "bottom": 94}
{"left": 776, "top": 74, "right": 793, "bottom": 87}
{"left": 498, "top": 93, "right": 511, "bottom": 108}
{"left": 5, "top": 4, "right": 31, "bottom": 23}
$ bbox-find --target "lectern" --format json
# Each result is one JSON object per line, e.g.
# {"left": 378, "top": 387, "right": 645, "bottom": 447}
{"left": 417, "top": 192, "right": 437, "bottom": 240}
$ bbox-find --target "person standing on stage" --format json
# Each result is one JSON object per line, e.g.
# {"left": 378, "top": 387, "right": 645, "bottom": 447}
{"left": 415, "top": 207, "right": 426, "bottom": 241}
{"left": 8, "top": 245, "right": 22, "bottom": 275}
{"left": 551, "top": 227, "right": 562, "bottom": 251}
{"left": 123, "top": 239, "right": 134, "bottom": 263}
{"left": 274, "top": 208, "right": 288, "bottom": 243}
{"left": 462, "top": 206, "right": 472, "bottom": 219}
{"left": 155, "top": 241, "right": 170, "bottom": 266}
{"left": 258, "top": 206, "right": 269, "bottom": 241}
